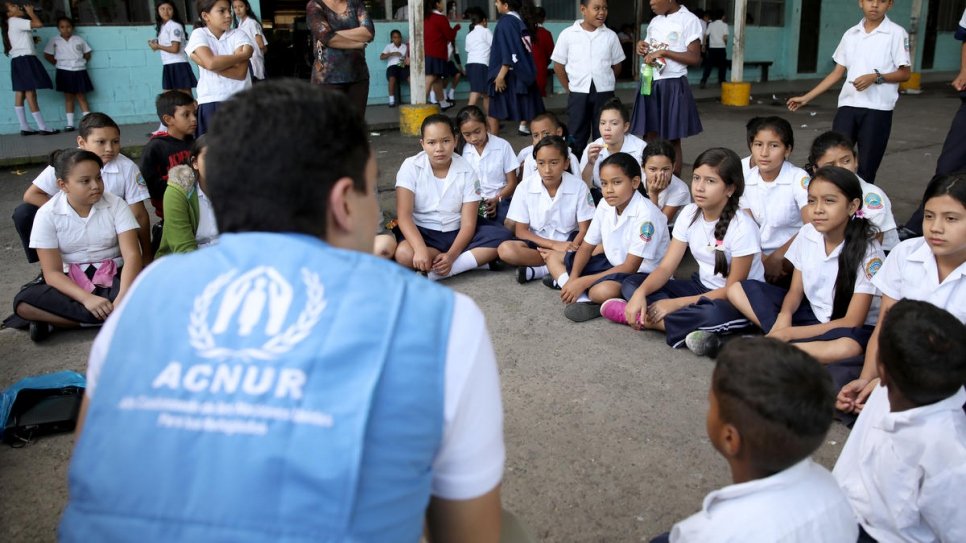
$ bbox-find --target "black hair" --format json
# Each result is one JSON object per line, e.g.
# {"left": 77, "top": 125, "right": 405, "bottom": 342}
{"left": 154, "top": 0, "right": 186, "bottom": 35}
{"left": 532, "top": 135, "right": 570, "bottom": 161}
{"left": 205, "top": 79, "right": 371, "bottom": 238}
{"left": 713, "top": 337, "right": 834, "bottom": 475}
{"left": 155, "top": 90, "right": 196, "bottom": 123}
{"left": 690, "top": 148, "right": 745, "bottom": 277}
{"left": 463, "top": 6, "right": 486, "bottom": 30}
{"left": 424, "top": 0, "right": 441, "bottom": 16}
{"left": 79, "top": 112, "right": 120, "bottom": 139}
{"left": 534, "top": 6, "right": 546, "bottom": 22}
{"left": 2, "top": 5, "right": 27, "bottom": 56}
{"left": 189, "top": 134, "right": 208, "bottom": 177}
{"left": 51, "top": 148, "right": 103, "bottom": 181}
{"left": 420, "top": 113, "right": 455, "bottom": 138}
{"left": 195, "top": 0, "right": 226, "bottom": 29}
{"left": 231, "top": 0, "right": 260, "bottom": 26}
{"left": 923, "top": 171, "right": 966, "bottom": 208}
{"left": 641, "top": 138, "right": 676, "bottom": 167}
{"left": 56, "top": 16, "right": 73, "bottom": 26}
{"left": 600, "top": 152, "right": 646, "bottom": 198}
{"left": 878, "top": 299, "right": 966, "bottom": 406}
{"left": 500, "top": 0, "right": 538, "bottom": 36}
{"left": 530, "top": 111, "right": 562, "bottom": 130}
{"left": 389, "top": 28, "right": 402, "bottom": 38}
{"left": 805, "top": 131, "right": 855, "bottom": 177}
{"left": 455, "top": 105, "right": 488, "bottom": 154}
{"left": 744, "top": 117, "right": 763, "bottom": 148}
{"left": 750, "top": 115, "right": 794, "bottom": 150}
{"left": 599, "top": 96, "right": 630, "bottom": 124}
{"left": 809, "top": 166, "right": 877, "bottom": 320}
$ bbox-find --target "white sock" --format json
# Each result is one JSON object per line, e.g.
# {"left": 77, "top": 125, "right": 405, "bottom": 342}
{"left": 447, "top": 88, "right": 455, "bottom": 101}
{"left": 388, "top": 96, "right": 395, "bottom": 105}
{"left": 66, "top": 112, "right": 75, "bottom": 127}
{"left": 556, "top": 272, "right": 570, "bottom": 287}
{"left": 449, "top": 251, "right": 479, "bottom": 276}
{"left": 429, "top": 90, "right": 437, "bottom": 103}
{"left": 31, "top": 111, "right": 49, "bottom": 131}
{"left": 14, "top": 106, "right": 29, "bottom": 130}
{"left": 576, "top": 294, "right": 591, "bottom": 303}
{"left": 81, "top": 111, "right": 90, "bottom": 117}
{"left": 529, "top": 265, "right": 549, "bottom": 280}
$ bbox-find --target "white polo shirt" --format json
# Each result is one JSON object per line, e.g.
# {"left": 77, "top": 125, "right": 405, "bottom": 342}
{"left": 585, "top": 191, "right": 669, "bottom": 273}
{"left": 459, "top": 134, "right": 518, "bottom": 199}
{"left": 43, "top": 35, "right": 91, "bottom": 71}
{"left": 833, "top": 386, "right": 966, "bottom": 543}
{"left": 381, "top": 42, "right": 407, "bottom": 68}
{"left": 7, "top": 17, "right": 36, "bottom": 58}
{"left": 158, "top": 20, "right": 190, "bottom": 65}
{"left": 672, "top": 204, "right": 765, "bottom": 290}
{"left": 237, "top": 17, "right": 268, "bottom": 79}
{"left": 33, "top": 153, "right": 150, "bottom": 206}
{"left": 30, "top": 191, "right": 139, "bottom": 271}
{"left": 671, "top": 458, "right": 859, "bottom": 543}
{"left": 186, "top": 27, "right": 253, "bottom": 104}
{"left": 517, "top": 144, "right": 579, "bottom": 182}
{"left": 740, "top": 161, "right": 809, "bottom": 254}
{"left": 705, "top": 19, "right": 728, "bottom": 49}
{"left": 858, "top": 178, "right": 898, "bottom": 251}
{"left": 786, "top": 223, "right": 883, "bottom": 325}
{"left": 549, "top": 21, "right": 625, "bottom": 93}
{"left": 507, "top": 172, "right": 595, "bottom": 242}
{"left": 833, "top": 16, "right": 911, "bottom": 111}
{"left": 579, "top": 134, "right": 648, "bottom": 189}
{"left": 465, "top": 25, "right": 492, "bottom": 66}
{"left": 740, "top": 155, "right": 752, "bottom": 177}
{"left": 872, "top": 238, "right": 966, "bottom": 322}
{"left": 644, "top": 5, "right": 703, "bottom": 80}
{"left": 655, "top": 175, "right": 691, "bottom": 211}
{"left": 396, "top": 152, "right": 481, "bottom": 233}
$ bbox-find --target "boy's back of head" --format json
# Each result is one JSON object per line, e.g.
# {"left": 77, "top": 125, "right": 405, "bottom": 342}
{"left": 878, "top": 300, "right": 966, "bottom": 406}
{"left": 156, "top": 90, "right": 196, "bottom": 124}
{"left": 712, "top": 338, "right": 834, "bottom": 476}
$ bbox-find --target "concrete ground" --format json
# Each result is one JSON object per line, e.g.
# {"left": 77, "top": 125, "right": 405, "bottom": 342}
{"left": 0, "top": 77, "right": 958, "bottom": 541}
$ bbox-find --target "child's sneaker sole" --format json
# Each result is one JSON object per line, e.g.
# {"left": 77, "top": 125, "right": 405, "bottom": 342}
{"left": 564, "top": 302, "right": 602, "bottom": 322}
{"left": 685, "top": 330, "right": 722, "bottom": 358}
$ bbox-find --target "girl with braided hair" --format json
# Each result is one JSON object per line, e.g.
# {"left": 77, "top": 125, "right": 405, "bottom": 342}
{"left": 600, "top": 148, "right": 764, "bottom": 349}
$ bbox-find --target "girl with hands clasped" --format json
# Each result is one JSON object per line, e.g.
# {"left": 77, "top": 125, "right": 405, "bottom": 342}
{"left": 579, "top": 98, "right": 646, "bottom": 202}
{"left": 13, "top": 149, "right": 142, "bottom": 342}
{"left": 601, "top": 148, "right": 764, "bottom": 349}
{"left": 394, "top": 115, "right": 511, "bottom": 280}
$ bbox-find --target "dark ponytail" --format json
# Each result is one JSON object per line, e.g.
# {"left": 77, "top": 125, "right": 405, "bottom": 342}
{"left": 454, "top": 105, "right": 487, "bottom": 155}
{"left": 811, "top": 166, "right": 878, "bottom": 320}
{"left": 463, "top": 6, "right": 486, "bottom": 30}
{"left": 806, "top": 131, "right": 855, "bottom": 177}
{"left": 691, "top": 148, "right": 746, "bottom": 277}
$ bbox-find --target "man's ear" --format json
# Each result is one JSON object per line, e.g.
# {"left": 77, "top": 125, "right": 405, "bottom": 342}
{"left": 327, "top": 177, "right": 356, "bottom": 235}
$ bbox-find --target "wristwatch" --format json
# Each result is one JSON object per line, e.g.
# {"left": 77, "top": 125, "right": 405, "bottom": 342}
{"left": 874, "top": 69, "right": 884, "bottom": 85}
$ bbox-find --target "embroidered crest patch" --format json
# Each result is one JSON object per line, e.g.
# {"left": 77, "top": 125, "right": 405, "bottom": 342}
{"left": 865, "top": 257, "right": 883, "bottom": 280}
{"left": 639, "top": 221, "right": 655, "bottom": 242}
{"left": 864, "top": 193, "right": 883, "bottom": 210}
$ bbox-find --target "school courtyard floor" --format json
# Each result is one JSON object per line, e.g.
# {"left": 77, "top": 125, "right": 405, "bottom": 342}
{"left": 0, "top": 75, "right": 959, "bottom": 541}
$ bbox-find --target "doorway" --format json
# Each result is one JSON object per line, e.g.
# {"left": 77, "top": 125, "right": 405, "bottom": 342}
{"left": 797, "top": 0, "right": 821, "bottom": 73}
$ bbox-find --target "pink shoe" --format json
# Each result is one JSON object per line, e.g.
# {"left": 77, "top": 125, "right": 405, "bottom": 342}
{"left": 600, "top": 298, "right": 628, "bottom": 325}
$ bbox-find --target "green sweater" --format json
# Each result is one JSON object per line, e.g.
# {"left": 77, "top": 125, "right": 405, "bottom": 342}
{"left": 156, "top": 165, "right": 201, "bottom": 257}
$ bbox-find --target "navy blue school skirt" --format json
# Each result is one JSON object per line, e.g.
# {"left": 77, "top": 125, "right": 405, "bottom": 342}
{"left": 13, "top": 268, "right": 121, "bottom": 325}
{"left": 397, "top": 219, "right": 512, "bottom": 252}
{"left": 488, "top": 72, "right": 544, "bottom": 122}
{"left": 425, "top": 56, "right": 448, "bottom": 77}
{"left": 162, "top": 62, "right": 198, "bottom": 90}
{"left": 55, "top": 69, "right": 94, "bottom": 94}
{"left": 196, "top": 101, "right": 220, "bottom": 136}
{"left": 629, "top": 75, "right": 703, "bottom": 140}
{"left": 444, "top": 60, "right": 460, "bottom": 78}
{"left": 564, "top": 251, "right": 630, "bottom": 287}
{"left": 466, "top": 63, "right": 487, "bottom": 93}
{"left": 11, "top": 55, "right": 53, "bottom": 92}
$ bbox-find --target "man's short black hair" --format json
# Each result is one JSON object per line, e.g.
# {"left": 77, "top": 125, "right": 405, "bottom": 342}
{"left": 205, "top": 79, "right": 370, "bottom": 238}
{"left": 878, "top": 299, "right": 966, "bottom": 406}
{"left": 156, "top": 90, "right": 196, "bottom": 123}
{"left": 713, "top": 338, "right": 834, "bottom": 475}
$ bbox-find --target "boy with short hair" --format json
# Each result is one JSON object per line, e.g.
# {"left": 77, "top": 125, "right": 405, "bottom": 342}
{"left": 662, "top": 337, "right": 858, "bottom": 542}
{"left": 140, "top": 90, "right": 197, "bottom": 217}
{"left": 699, "top": 10, "right": 727, "bottom": 89}
{"left": 833, "top": 299, "right": 966, "bottom": 542}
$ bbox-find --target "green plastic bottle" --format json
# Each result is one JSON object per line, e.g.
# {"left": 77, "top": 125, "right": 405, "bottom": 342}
{"left": 641, "top": 63, "right": 653, "bottom": 96}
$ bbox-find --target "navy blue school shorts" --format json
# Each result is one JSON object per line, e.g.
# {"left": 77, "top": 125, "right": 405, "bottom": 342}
{"left": 564, "top": 251, "right": 630, "bottom": 287}
{"left": 386, "top": 64, "right": 410, "bottom": 81}
{"left": 396, "top": 219, "right": 512, "bottom": 252}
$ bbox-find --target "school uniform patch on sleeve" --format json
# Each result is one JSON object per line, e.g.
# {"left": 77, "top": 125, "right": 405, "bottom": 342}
{"left": 174, "top": 29, "right": 182, "bottom": 38}
{"left": 639, "top": 221, "right": 655, "bottom": 242}
{"left": 800, "top": 176, "right": 810, "bottom": 189}
{"left": 865, "top": 257, "right": 883, "bottom": 279}
{"left": 474, "top": 179, "right": 481, "bottom": 196}
{"left": 136, "top": 173, "right": 146, "bottom": 186}
{"left": 864, "top": 193, "right": 883, "bottom": 210}
{"left": 586, "top": 191, "right": 594, "bottom": 206}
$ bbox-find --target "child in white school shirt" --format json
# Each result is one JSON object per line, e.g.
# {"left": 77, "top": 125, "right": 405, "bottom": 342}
{"left": 455, "top": 105, "right": 519, "bottom": 226}
{"left": 833, "top": 300, "right": 966, "bottom": 543}
{"left": 640, "top": 139, "right": 690, "bottom": 224}
{"left": 516, "top": 112, "right": 579, "bottom": 182}
{"left": 579, "top": 98, "right": 647, "bottom": 201}
{"left": 43, "top": 17, "right": 92, "bottom": 132}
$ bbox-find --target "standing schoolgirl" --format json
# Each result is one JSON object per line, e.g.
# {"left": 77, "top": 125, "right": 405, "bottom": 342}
{"left": 641, "top": 139, "right": 690, "bottom": 224}
{"left": 43, "top": 17, "right": 92, "bottom": 132}
{"left": 186, "top": 0, "right": 253, "bottom": 135}
{"left": 837, "top": 172, "right": 966, "bottom": 415}
{"left": 606, "top": 148, "right": 764, "bottom": 348}
{"left": 12, "top": 149, "right": 142, "bottom": 342}
{"left": 455, "top": 105, "right": 518, "bottom": 225}
{"left": 740, "top": 116, "right": 810, "bottom": 283}
{"left": 3, "top": 3, "right": 57, "bottom": 135}
{"left": 629, "top": 0, "right": 703, "bottom": 176}
{"left": 498, "top": 135, "right": 595, "bottom": 284}
{"left": 232, "top": 0, "right": 268, "bottom": 82}
{"left": 516, "top": 111, "right": 579, "bottom": 182}
{"left": 545, "top": 152, "right": 669, "bottom": 322}
{"left": 719, "top": 166, "right": 884, "bottom": 363}
{"left": 462, "top": 7, "right": 492, "bottom": 115}
{"left": 149, "top": 0, "right": 197, "bottom": 95}
{"left": 579, "top": 98, "right": 646, "bottom": 198}
{"left": 394, "top": 114, "right": 511, "bottom": 280}
{"left": 424, "top": 0, "right": 457, "bottom": 110}
{"left": 487, "top": 0, "right": 544, "bottom": 136}
{"left": 806, "top": 131, "right": 899, "bottom": 250}
{"left": 550, "top": 0, "right": 625, "bottom": 157}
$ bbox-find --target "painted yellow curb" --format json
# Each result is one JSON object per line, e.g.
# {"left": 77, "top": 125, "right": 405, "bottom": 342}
{"left": 721, "top": 82, "right": 751, "bottom": 107}
{"left": 399, "top": 104, "right": 441, "bottom": 136}
{"left": 900, "top": 72, "right": 921, "bottom": 92}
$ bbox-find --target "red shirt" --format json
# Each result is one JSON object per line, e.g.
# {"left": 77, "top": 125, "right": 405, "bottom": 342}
{"left": 424, "top": 12, "right": 457, "bottom": 60}
{"left": 532, "top": 26, "right": 554, "bottom": 97}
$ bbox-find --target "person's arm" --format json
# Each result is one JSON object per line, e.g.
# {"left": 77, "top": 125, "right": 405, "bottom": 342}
{"left": 190, "top": 45, "right": 251, "bottom": 72}
{"left": 497, "top": 170, "right": 518, "bottom": 202}
{"left": 772, "top": 292, "right": 873, "bottom": 342}
{"left": 560, "top": 244, "right": 644, "bottom": 304}
{"left": 787, "top": 64, "right": 847, "bottom": 110}
{"left": 579, "top": 147, "right": 599, "bottom": 186}
{"left": 433, "top": 203, "right": 478, "bottom": 276}
{"left": 160, "top": 186, "right": 199, "bottom": 254}
{"left": 36, "top": 248, "right": 115, "bottom": 319}
{"left": 396, "top": 187, "right": 433, "bottom": 272}
{"left": 552, "top": 62, "right": 569, "bottom": 92}
{"left": 852, "top": 65, "right": 911, "bottom": 92}
{"left": 425, "top": 486, "right": 501, "bottom": 543}
{"left": 156, "top": 41, "right": 181, "bottom": 54}
{"left": 835, "top": 294, "right": 895, "bottom": 412}
{"left": 219, "top": 60, "right": 251, "bottom": 80}
{"left": 953, "top": 40, "right": 966, "bottom": 91}
{"left": 255, "top": 33, "right": 267, "bottom": 54}
{"left": 336, "top": 27, "right": 374, "bottom": 43}
{"left": 24, "top": 5, "right": 42, "bottom": 28}
{"left": 83, "top": 51, "right": 91, "bottom": 61}
{"left": 647, "top": 254, "right": 756, "bottom": 322}
{"left": 763, "top": 235, "right": 796, "bottom": 282}
{"left": 114, "top": 229, "right": 142, "bottom": 304}
{"left": 493, "top": 64, "right": 510, "bottom": 92}
{"left": 612, "top": 62, "right": 622, "bottom": 78}
{"left": 511, "top": 222, "right": 571, "bottom": 252}
{"left": 44, "top": 52, "right": 56, "bottom": 65}
{"left": 624, "top": 238, "right": 687, "bottom": 328}
{"left": 24, "top": 184, "right": 51, "bottom": 208}
{"left": 128, "top": 201, "right": 154, "bottom": 265}
{"left": 645, "top": 39, "right": 701, "bottom": 67}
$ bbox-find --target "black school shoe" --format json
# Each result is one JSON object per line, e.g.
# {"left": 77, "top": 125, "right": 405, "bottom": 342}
{"left": 564, "top": 302, "right": 602, "bottom": 322}
{"left": 39, "top": 129, "right": 61, "bottom": 136}
{"left": 29, "top": 321, "right": 53, "bottom": 342}
{"left": 20, "top": 129, "right": 38, "bottom": 136}
{"left": 542, "top": 275, "right": 561, "bottom": 290}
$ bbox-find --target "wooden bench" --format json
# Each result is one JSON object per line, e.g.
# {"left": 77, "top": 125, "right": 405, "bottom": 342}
{"left": 724, "top": 60, "right": 774, "bottom": 82}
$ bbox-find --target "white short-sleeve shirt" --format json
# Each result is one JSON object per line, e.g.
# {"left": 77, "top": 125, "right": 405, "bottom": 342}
{"left": 655, "top": 175, "right": 691, "bottom": 211}
{"left": 158, "top": 20, "right": 190, "bottom": 65}
{"left": 382, "top": 42, "right": 407, "bottom": 69}
{"left": 832, "top": 16, "right": 911, "bottom": 111}
{"left": 30, "top": 191, "right": 139, "bottom": 270}
{"left": 785, "top": 223, "right": 884, "bottom": 325}
{"left": 579, "top": 134, "right": 648, "bottom": 189}
{"left": 833, "top": 386, "right": 966, "bottom": 543}
{"left": 186, "top": 27, "right": 253, "bottom": 104}
{"left": 237, "top": 17, "right": 267, "bottom": 79}
{"left": 396, "top": 152, "right": 481, "bottom": 233}
{"left": 644, "top": 5, "right": 703, "bottom": 80}
{"left": 549, "top": 21, "right": 625, "bottom": 93}
{"left": 858, "top": 178, "right": 898, "bottom": 251}
{"left": 465, "top": 25, "right": 492, "bottom": 66}
{"left": 740, "top": 162, "right": 810, "bottom": 254}
{"left": 584, "top": 191, "right": 669, "bottom": 273}
{"left": 32, "top": 153, "right": 150, "bottom": 206}
{"left": 871, "top": 238, "right": 966, "bottom": 322}
{"left": 672, "top": 204, "right": 766, "bottom": 290}
{"left": 43, "top": 35, "right": 91, "bottom": 71}
{"left": 459, "top": 134, "right": 518, "bottom": 199}
{"left": 706, "top": 20, "right": 728, "bottom": 48}
{"left": 195, "top": 188, "right": 219, "bottom": 248}
{"left": 518, "top": 144, "right": 579, "bottom": 182}
{"left": 7, "top": 17, "right": 36, "bottom": 58}
{"left": 671, "top": 458, "right": 859, "bottom": 543}
{"left": 740, "top": 155, "right": 753, "bottom": 177}
{"left": 507, "top": 172, "right": 595, "bottom": 242}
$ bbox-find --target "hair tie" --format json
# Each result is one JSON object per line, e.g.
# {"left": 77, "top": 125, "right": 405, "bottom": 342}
{"left": 708, "top": 239, "right": 726, "bottom": 252}
{"left": 854, "top": 209, "right": 865, "bottom": 219}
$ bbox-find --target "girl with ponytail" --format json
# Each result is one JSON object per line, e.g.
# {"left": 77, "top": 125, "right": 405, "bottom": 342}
{"left": 601, "top": 148, "right": 765, "bottom": 349}
{"left": 724, "top": 166, "right": 884, "bottom": 363}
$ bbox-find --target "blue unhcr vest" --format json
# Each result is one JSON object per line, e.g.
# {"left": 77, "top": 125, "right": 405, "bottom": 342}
{"left": 60, "top": 233, "right": 455, "bottom": 542}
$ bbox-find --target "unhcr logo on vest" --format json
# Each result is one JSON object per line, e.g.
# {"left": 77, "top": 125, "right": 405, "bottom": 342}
{"left": 188, "top": 267, "right": 326, "bottom": 361}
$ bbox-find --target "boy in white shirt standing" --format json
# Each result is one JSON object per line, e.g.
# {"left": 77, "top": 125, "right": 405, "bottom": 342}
{"left": 699, "top": 10, "right": 727, "bottom": 89}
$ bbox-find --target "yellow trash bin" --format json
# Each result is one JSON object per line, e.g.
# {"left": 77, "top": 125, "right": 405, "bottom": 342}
{"left": 399, "top": 104, "right": 441, "bottom": 136}
{"left": 721, "top": 82, "right": 751, "bottom": 107}
{"left": 900, "top": 72, "right": 921, "bottom": 92}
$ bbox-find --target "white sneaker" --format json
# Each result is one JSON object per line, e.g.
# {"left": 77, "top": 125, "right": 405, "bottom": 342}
{"left": 439, "top": 100, "right": 454, "bottom": 111}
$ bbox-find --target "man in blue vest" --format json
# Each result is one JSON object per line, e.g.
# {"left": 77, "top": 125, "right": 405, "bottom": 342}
{"left": 60, "top": 80, "right": 505, "bottom": 542}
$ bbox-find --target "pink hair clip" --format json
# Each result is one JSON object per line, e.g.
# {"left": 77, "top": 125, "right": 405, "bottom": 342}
{"left": 854, "top": 209, "right": 865, "bottom": 219}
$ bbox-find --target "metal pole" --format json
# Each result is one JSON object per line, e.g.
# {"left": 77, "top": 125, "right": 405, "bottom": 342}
{"left": 731, "top": 0, "right": 747, "bottom": 83}
{"left": 409, "top": 0, "right": 426, "bottom": 104}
